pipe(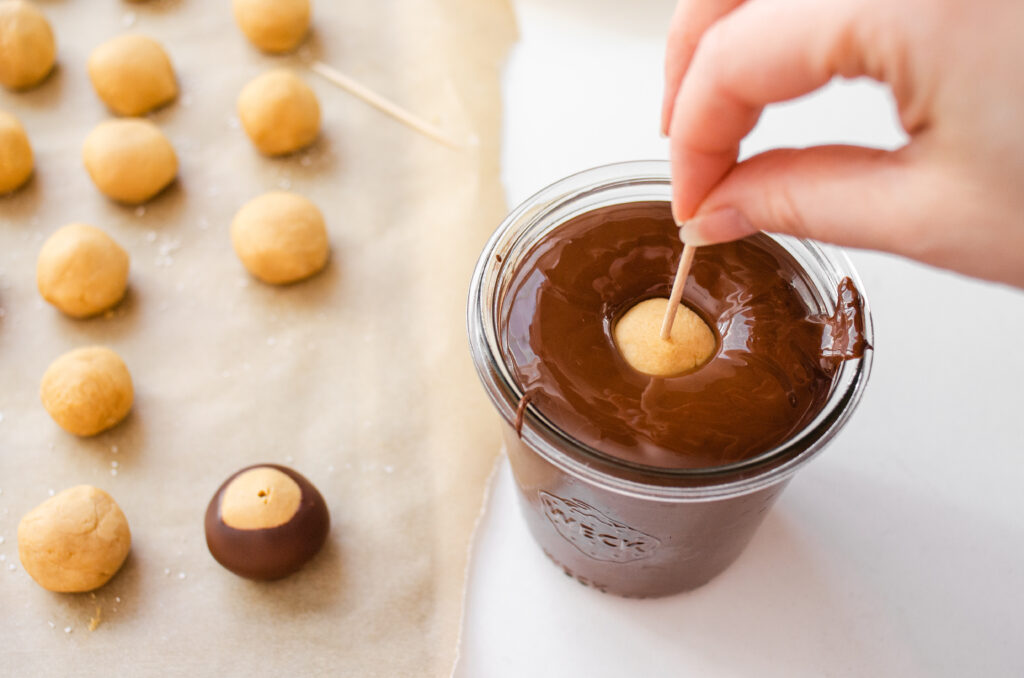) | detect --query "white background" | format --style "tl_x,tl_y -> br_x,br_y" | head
456,1 -> 1024,676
